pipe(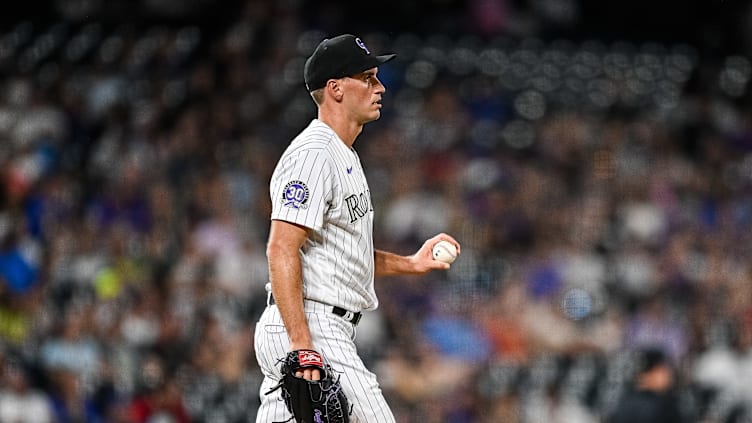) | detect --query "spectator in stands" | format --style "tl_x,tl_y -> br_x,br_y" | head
0,359 -> 54,423
606,348 -> 690,423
